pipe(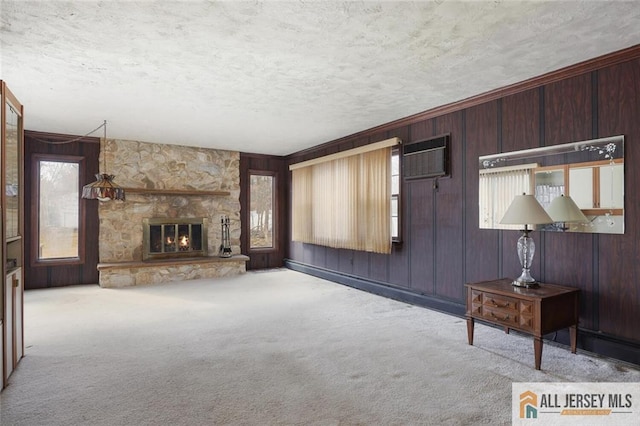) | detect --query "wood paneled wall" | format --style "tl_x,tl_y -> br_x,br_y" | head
239,153 -> 288,270
23,131 -> 100,289
284,46 -> 640,360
